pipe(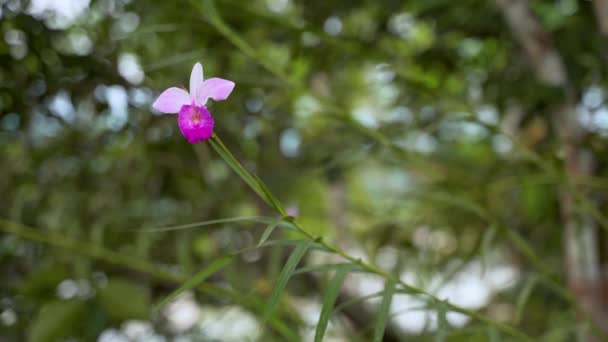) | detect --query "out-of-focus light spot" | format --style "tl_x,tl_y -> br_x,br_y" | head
577,105 -> 592,127
2,113 -> 20,131
105,85 -> 129,131
413,226 -> 457,254
92,271 -> 108,287
0,309 -> 17,326
280,128 -> 301,158
409,132 -> 437,154
118,53 -> 144,85
94,85 -> 107,102
4,29 -> 27,59
129,88 -> 152,107
388,13 -> 415,39
197,306 -> 261,341
31,112 -> 62,139
242,248 -> 262,263
583,86 -> 603,109
294,95 -> 321,119
592,107 -> 608,132
98,329 -> 129,342
460,122 -> 488,141
164,292 -> 201,333
376,246 -> 399,270
458,38 -> 483,59
558,0 -> 578,15
57,279 -> 79,299
477,105 -> 498,126
49,91 -> 76,123
122,320 -> 154,340
27,0 -> 91,29
420,106 -> 436,122
370,63 -> 395,83
384,106 -> 413,124
352,107 -> 378,128
323,16 -> 342,36
245,97 -> 264,113
7,0 -> 21,12
359,166 -> 411,199
301,31 -> 320,47
4,29 -> 25,45
266,0 -> 289,13
377,84 -> 399,103
243,119 -> 260,139
115,12 -> 140,34
68,30 -> 93,55
492,134 -> 513,155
